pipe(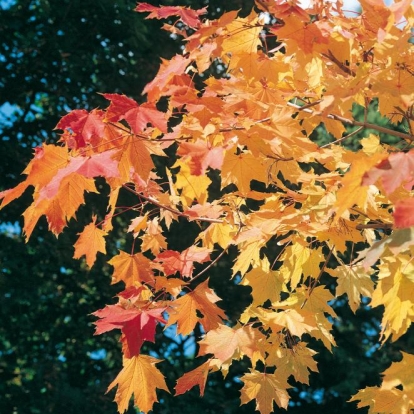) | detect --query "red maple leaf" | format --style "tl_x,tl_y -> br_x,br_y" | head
103,93 -> 167,133
135,3 -> 207,28
362,150 -> 414,194
177,140 -> 224,175
55,109 -> 105,149
93,303 -> 166,358
394,198 -> 414,229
